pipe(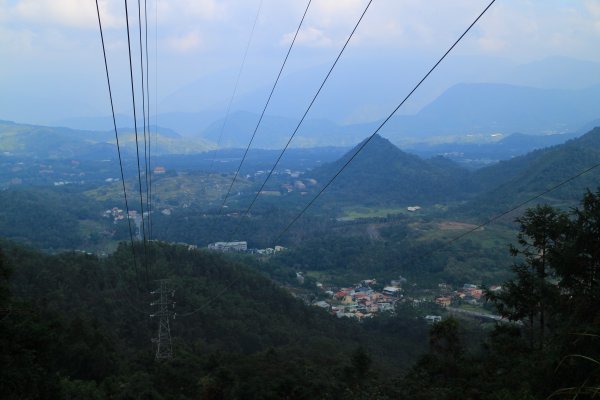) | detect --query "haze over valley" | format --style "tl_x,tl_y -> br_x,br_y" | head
2,1 -> 600,398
